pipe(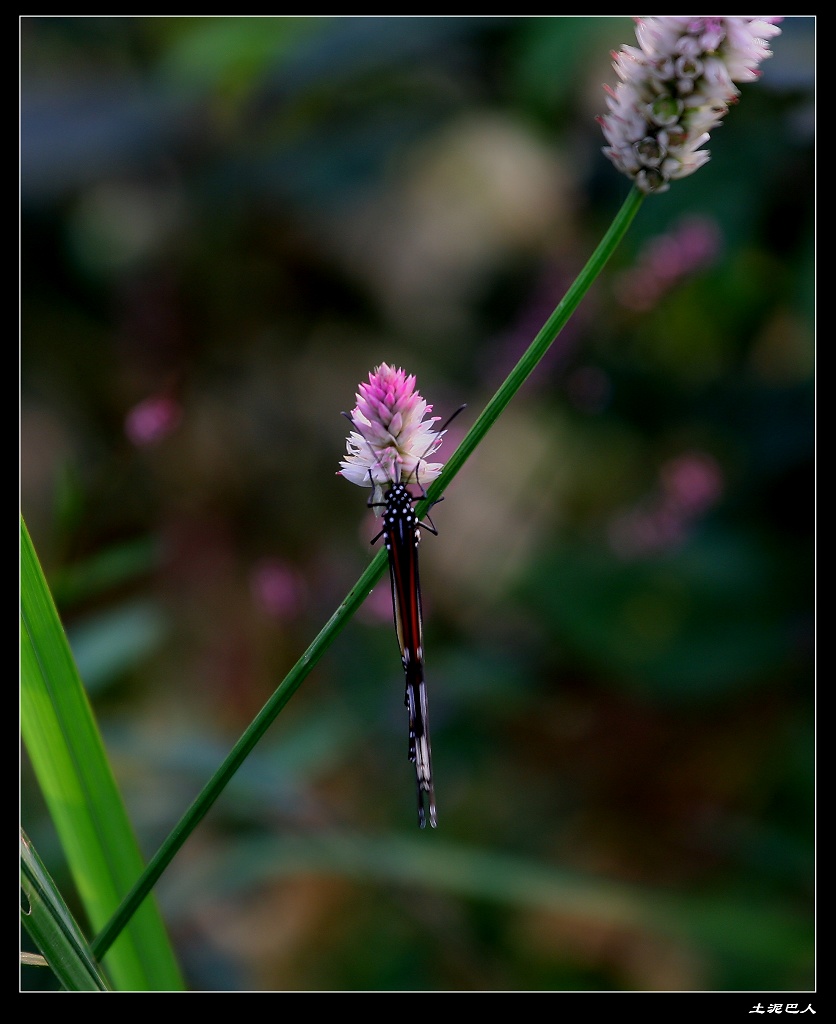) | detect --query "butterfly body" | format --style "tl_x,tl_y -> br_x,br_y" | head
375,481 -> 437,829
